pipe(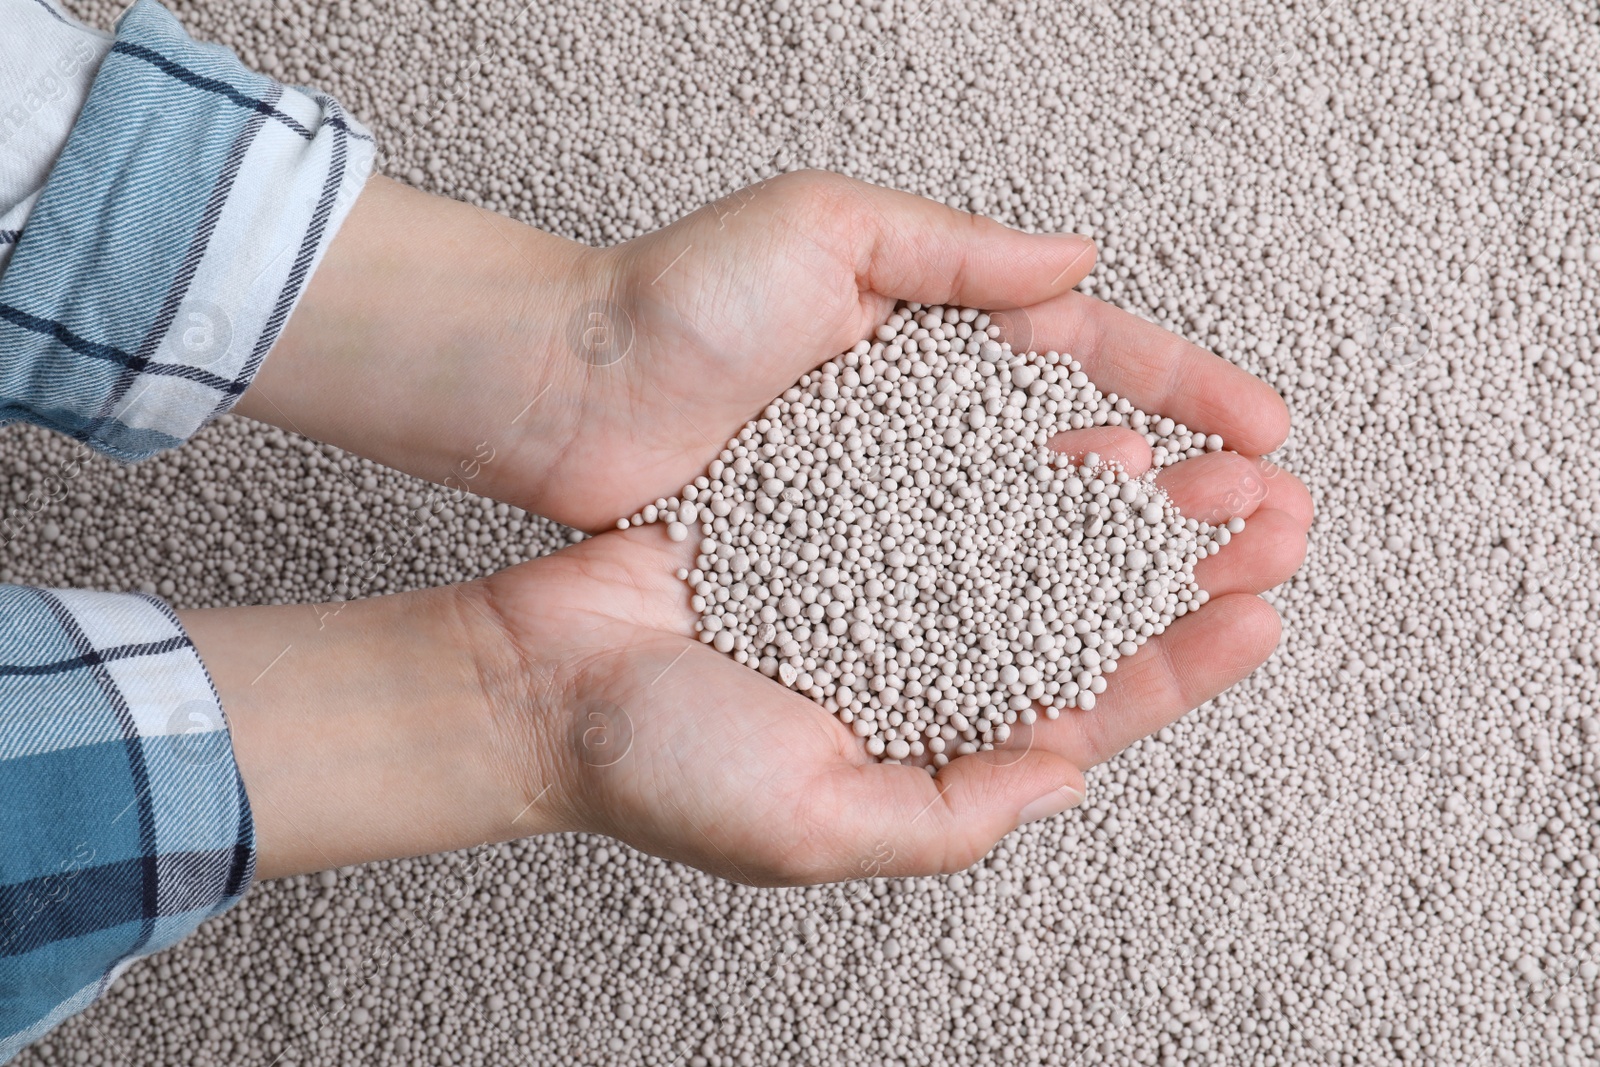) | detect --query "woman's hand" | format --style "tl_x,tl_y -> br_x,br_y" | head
548,170 -> 1293,531
243,172 -> 1293,532
458,432 -> 1311,886
208,168 -> 1312,884
187,421 -> 1308,885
